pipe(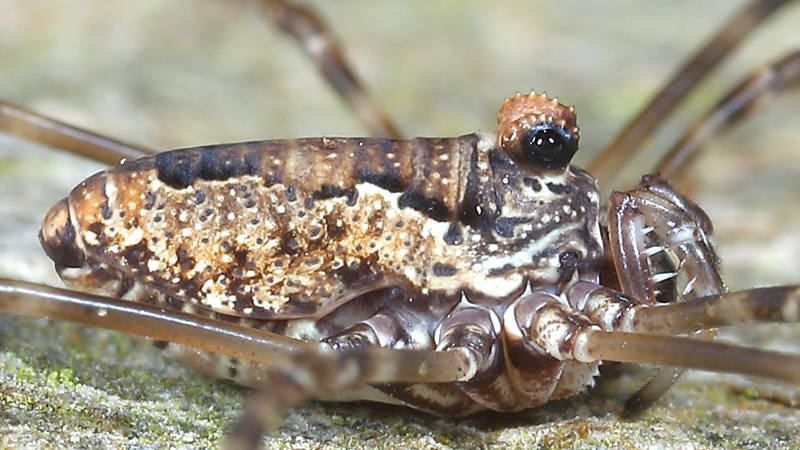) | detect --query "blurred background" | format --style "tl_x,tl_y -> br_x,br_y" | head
1,1 -> 799,448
